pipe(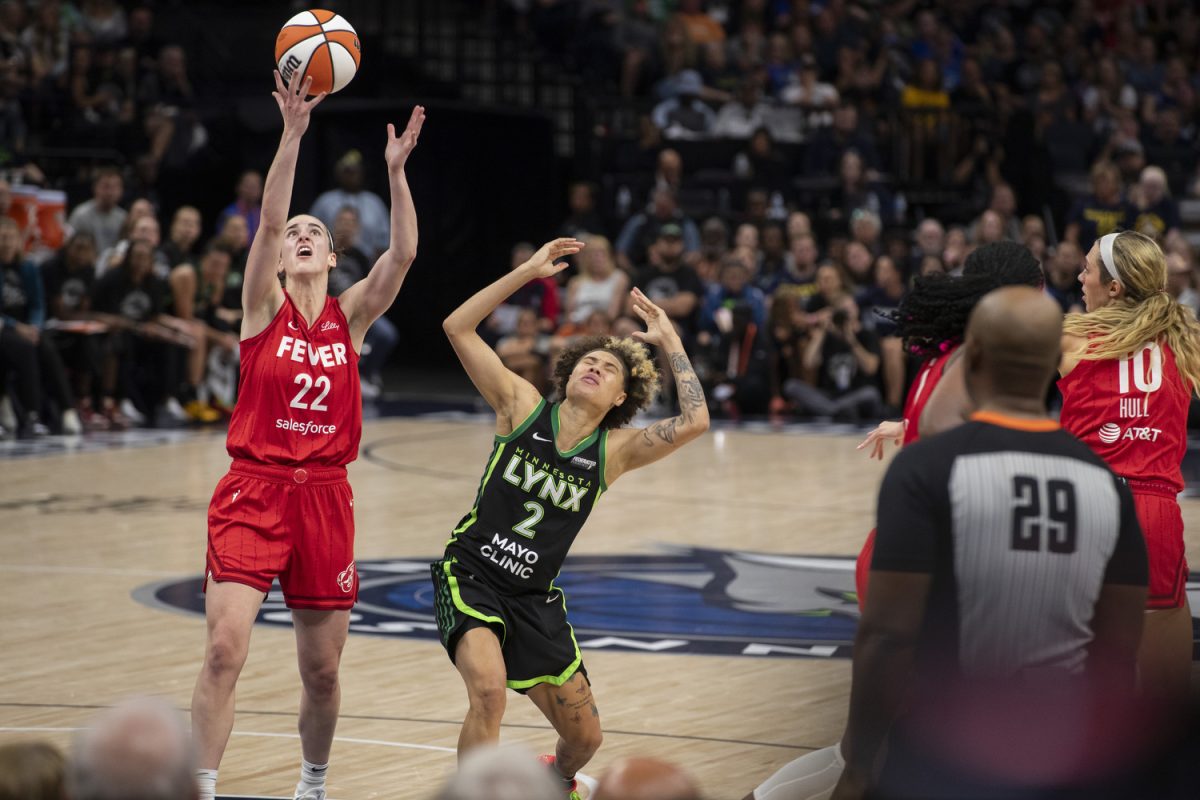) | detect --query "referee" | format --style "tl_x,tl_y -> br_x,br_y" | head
833,286 -> 1148,800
